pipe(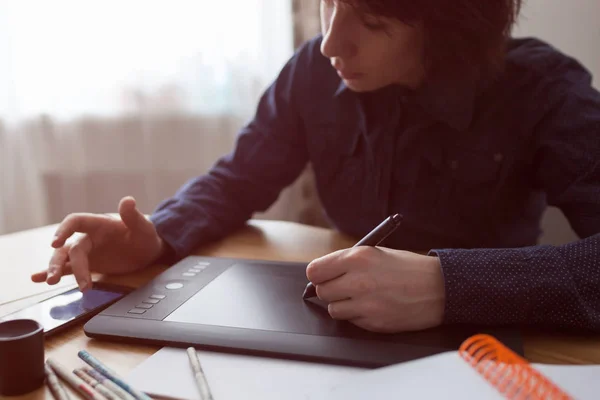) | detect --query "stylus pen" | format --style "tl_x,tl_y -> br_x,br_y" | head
302,213 -> 403,299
